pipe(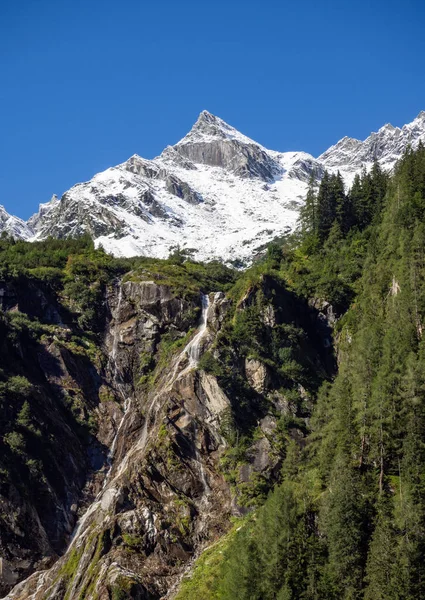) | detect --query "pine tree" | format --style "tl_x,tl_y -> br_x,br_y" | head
364,499 -> 399,600
333,172 -> 352,233
300,173 -> 319,237
316,171 -> 336,243
321,454 -> 368,599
